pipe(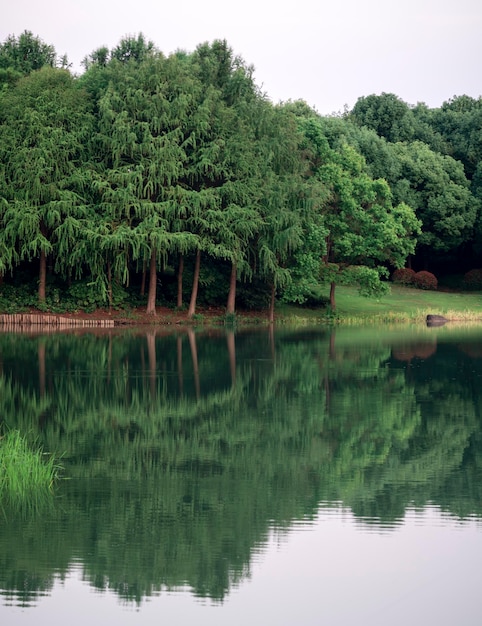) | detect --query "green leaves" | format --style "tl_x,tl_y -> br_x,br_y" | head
391,141 -> 477,251
291,111 -> 421,309
0,67 -> 95,301
2,32 -> 480,315
0,31 -> 58,78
